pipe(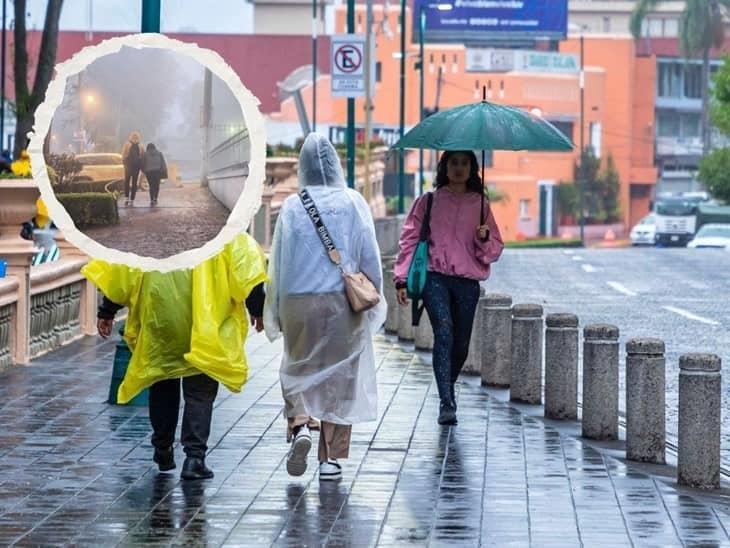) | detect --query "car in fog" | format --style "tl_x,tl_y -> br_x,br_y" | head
75,153 -> 125,182
687,224 -> 730,249
630,214 -> 656,246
